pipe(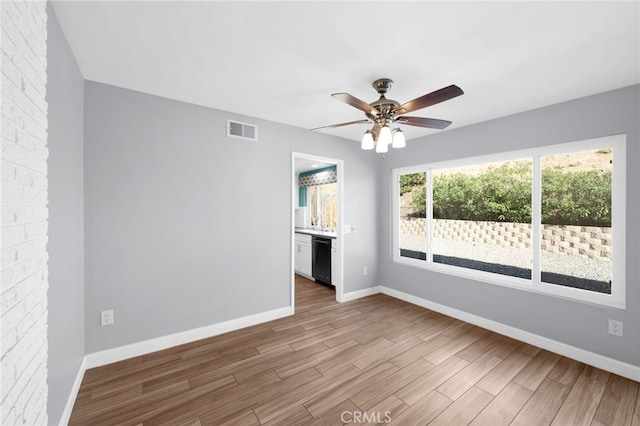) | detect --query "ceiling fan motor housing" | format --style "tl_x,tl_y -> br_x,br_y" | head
369,78 -> 400,125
